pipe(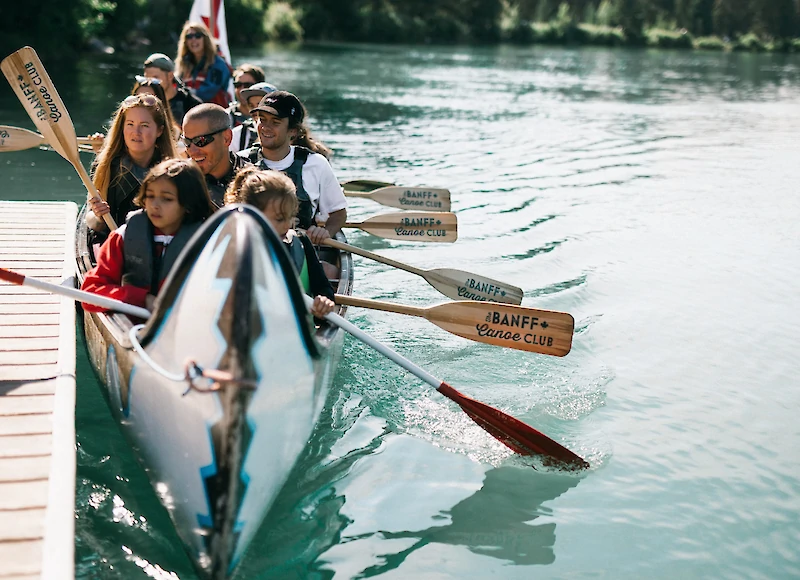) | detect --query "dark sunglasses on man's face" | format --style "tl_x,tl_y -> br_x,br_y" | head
185,32 -> 203,40
234,81 -> 254,89
181,127 -> 227,148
